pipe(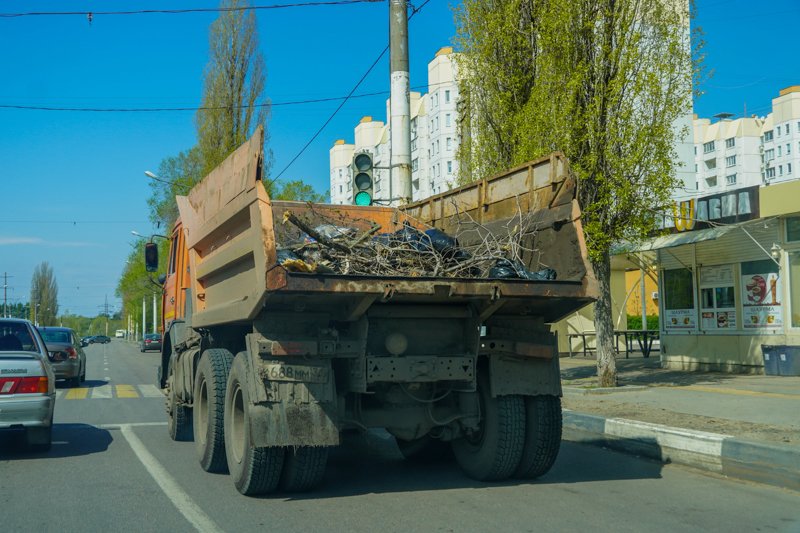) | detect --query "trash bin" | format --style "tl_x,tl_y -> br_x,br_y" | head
760,345 -> 780,376
776,346 -> 800,376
